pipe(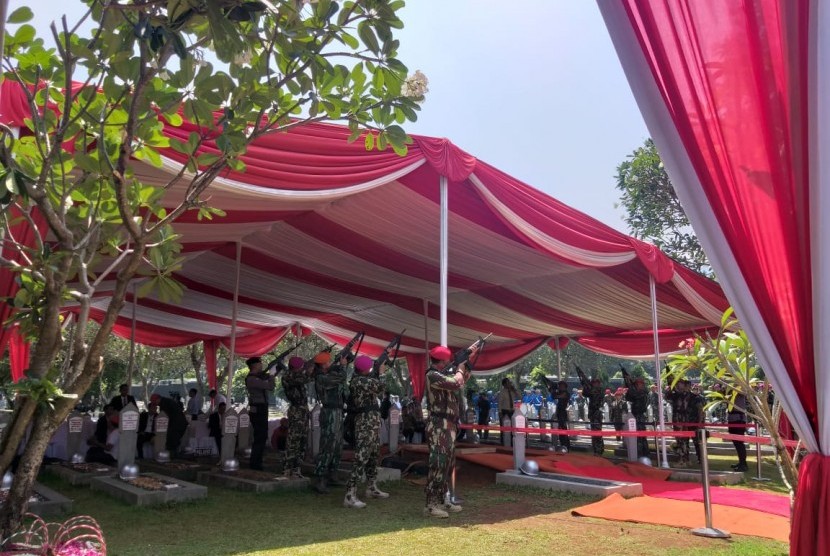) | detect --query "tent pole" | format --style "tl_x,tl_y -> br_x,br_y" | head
650,275 -> 669,468
439,175 -> 448,347
423,298 -> 430,355
226,241 -> 243,403
554,336 -> 562,380
127,282 -> 137,388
